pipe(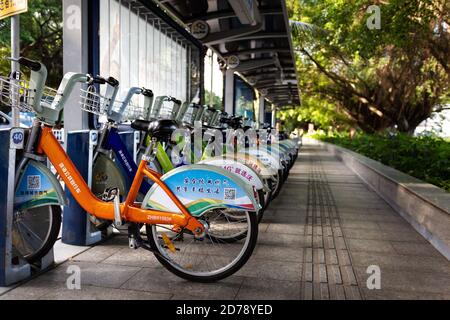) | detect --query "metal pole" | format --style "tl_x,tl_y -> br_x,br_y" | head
210,50 -> 213,107
271,104 -> 276,128
11,15 -> 20,127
